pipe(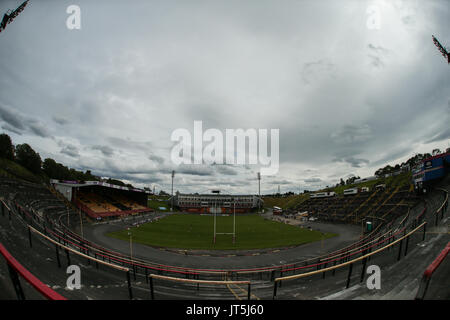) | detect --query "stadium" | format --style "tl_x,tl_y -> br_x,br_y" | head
0,148 -> 449,301
0,0 -> 449,309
